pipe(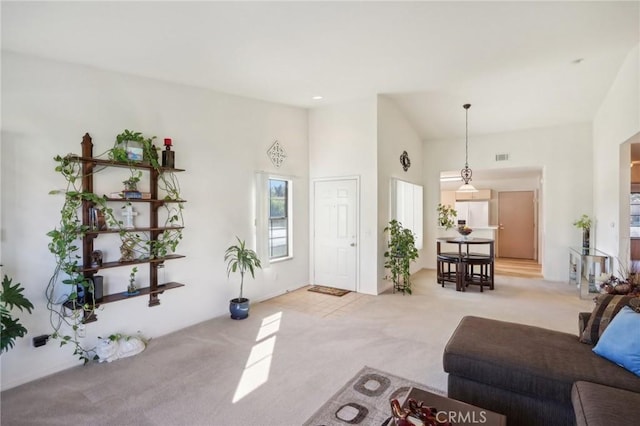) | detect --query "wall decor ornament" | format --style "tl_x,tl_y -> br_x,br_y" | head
400,151 -> 411,171
267,140 -> 287,168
